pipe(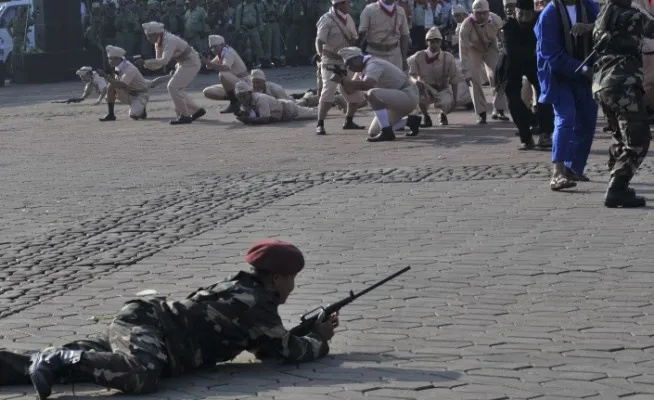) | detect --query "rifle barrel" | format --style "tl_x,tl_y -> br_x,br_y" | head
350,266 -> 411,300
